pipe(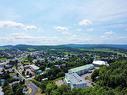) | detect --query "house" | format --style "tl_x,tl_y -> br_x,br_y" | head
0,65 -> 4,75
0,87 -> 4,95
24,65 -> 39,76
29,65 -> 39,71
